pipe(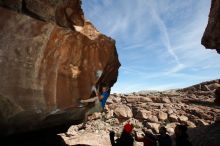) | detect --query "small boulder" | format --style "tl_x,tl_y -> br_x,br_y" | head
158,111 -> 168,121
105,110 -> 114,119
147,115 -> 159,123
146,123 -> 160,133
169,114 -> 179,122
114,105 -> 133,118
148,103 -> 163,109
140,97 -> 153,102
166,122 -> 179,129
179,115 -> 188,122
125,96 -> 140,103
185,121 -> 196,128
161,97 -> 171,103
135,109 -> 152,119
166,127 -> 174,135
